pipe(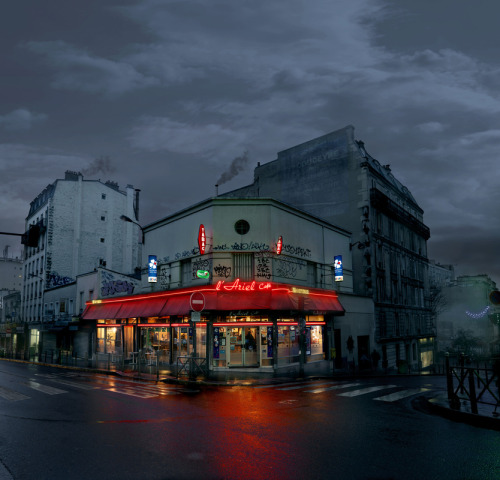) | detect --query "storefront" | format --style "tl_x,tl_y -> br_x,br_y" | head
81,280 -> 344,371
